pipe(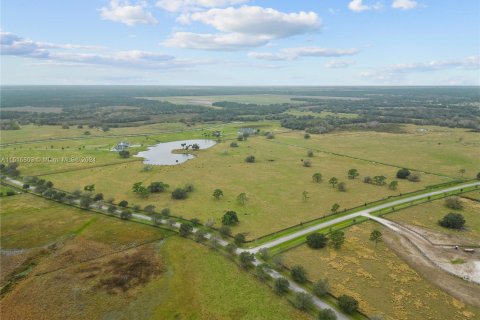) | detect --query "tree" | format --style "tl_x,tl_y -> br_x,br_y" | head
184,184 -> 194,193
84,184 -> 95,192
266,132 -> 275,139
119,150 -> 130,158
222,211 -> 239,225
303,159 -> 312,167
331,203 -> 340,214
160,207 -> 171,217
234,233 -> 246,246
120,209 -> 132,220
144,204 -> 156,214
272,255 -> 284,270
337,182 -> 347,192
330,230 -> 345,249
208,236 -> 220,250
274,277 -> 289,295
369,229 -> 383,248
132,182 -> 150,198
45,181 -> 54,188
304,133 -> 311,139
307,233 -> 328,249
312,172 -> 322,183
245,155 -> 256,163
439,213 -> 465,229
255,264 -> 271,282
213,188 -> 224,200
79,196 -> 93,209
118,200 -> 128,207
313,279 -> 329,297
459,168 -> 466,177
237,193 -> 248,206
307,150 -> 314,157
363,176 -> 373,184
22,183 -> 30,190
171,188 -> 188,200
179,223 -> 193,237
148,181 -> 169,193
219,225 -> 231,238
190,218 -> 201,227
195,229 -> 207,242
329,177 -> 338,188
347,169 -> 359,179
107,205 -> 116,214
396,168 -> 411,179
407,173 -> 421,182
445,197 -> 463,210
373,175 -> 387,186
302,190 -> 309,201
192,143 -> 200,150
239,252 -> 255,268
317,308 -> 337,320
338,295 -> 358,314
291,265 -> 308,283
258,248 -> 270,260
93,193 -> 104,201
230,142 -> 238,148
477,172 -> 480,180
388,180 -> 398,190
224,244 -> 236,258
292,292 -> 314,311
